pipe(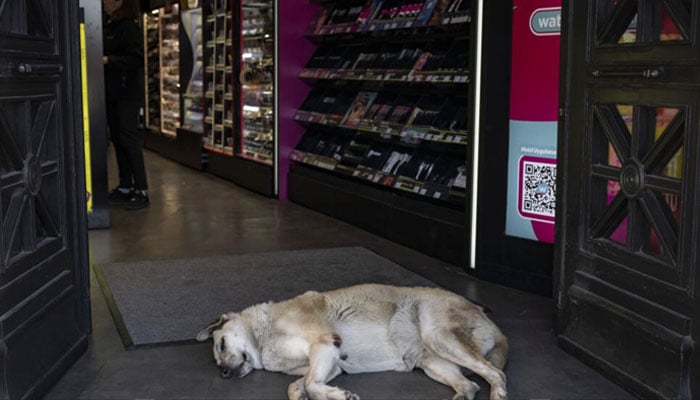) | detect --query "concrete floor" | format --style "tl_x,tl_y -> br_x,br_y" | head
44,151 -> 633,400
